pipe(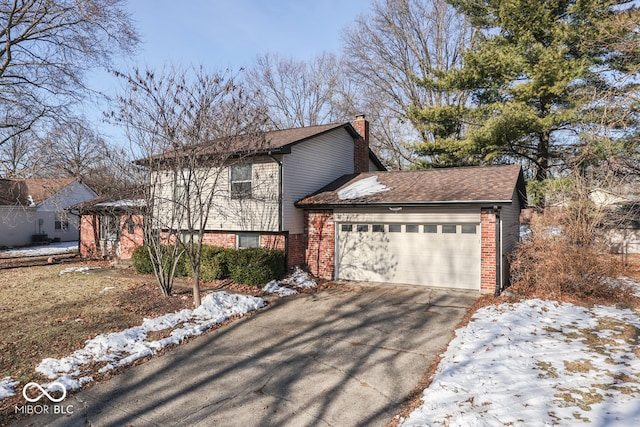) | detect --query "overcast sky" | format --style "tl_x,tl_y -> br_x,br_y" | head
87,0 -> 372,142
